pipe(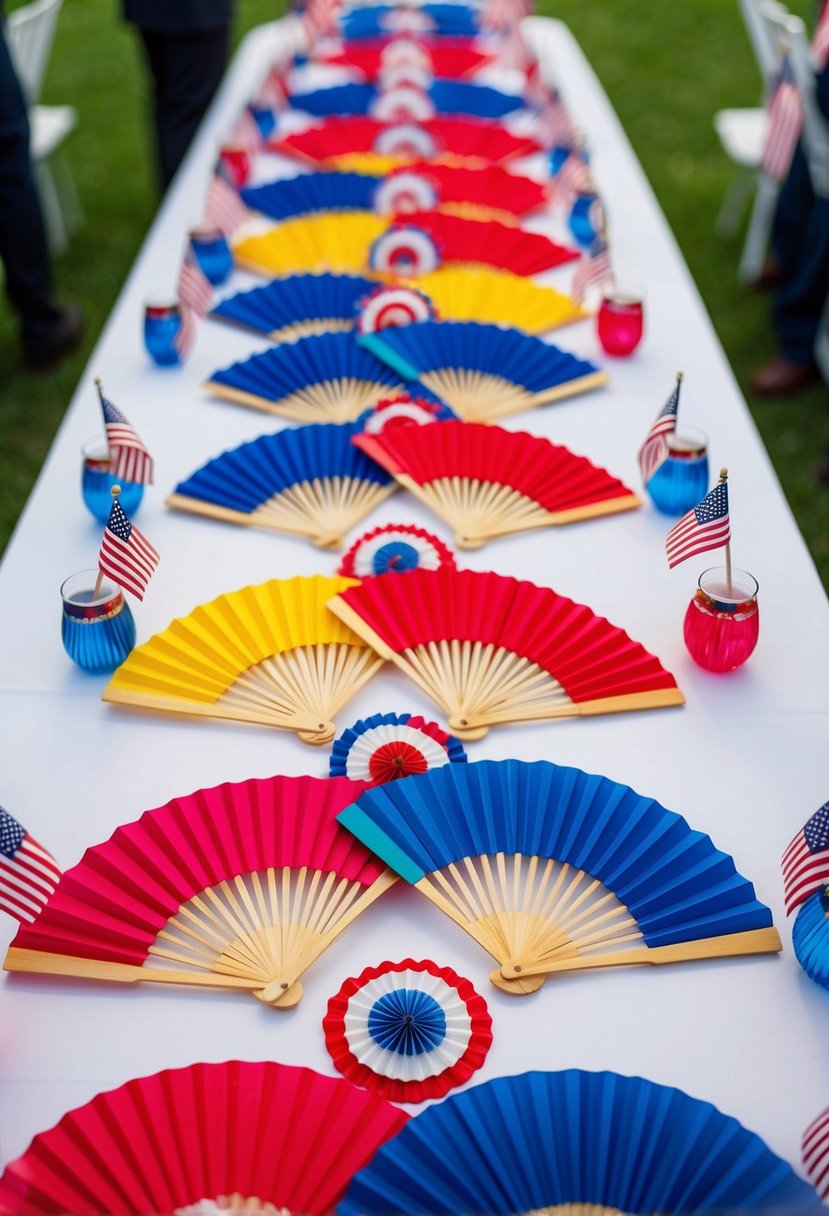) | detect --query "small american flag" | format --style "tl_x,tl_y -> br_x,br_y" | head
782,799 -> 829,914
229,106 -> 262,156
638,375 -> 681,485
203,158 -> 249,237
553,153 -> 593,206
533,88 -> 577,148
98,497 -> 159,602
571,233 -> 613,304
803,1103 -> 829,1199
256,65 -> 289,115
98,388 -> 154,486
665,480 -> 730,569
761,53 -> 803,180
0,807 -> 60,924
174,246 -> 213,360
